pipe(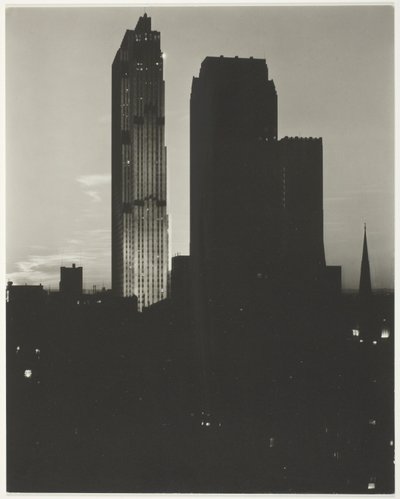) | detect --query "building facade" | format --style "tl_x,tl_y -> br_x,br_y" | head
112,14 -> 169,310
